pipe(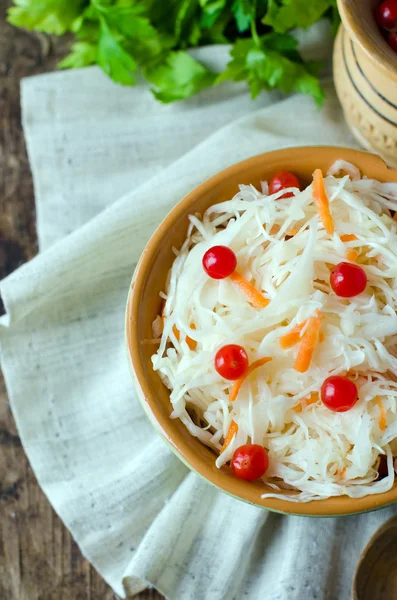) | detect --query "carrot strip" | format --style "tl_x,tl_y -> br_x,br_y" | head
376,397 -> 387,431
163,303 -> 191,346
229,271 -> 269,308
340,234 -> 357,242
338,467 -> 346,479
312,169 -> 334,235
172,324 -> 181,341
340,233 -> 358,242
280,321 -> 307,349
186,323 -> 197,350
280,322 -> 324,350
220,420 -> 238,454
270,224 -> 280,235
171,322 -> 197,350
270,225 -> 298,237
230,357 -> 272,402
346,249 -> 359,262
294,310 -> 322,373
186,337 -> 197,350
292,392 -> 319,412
